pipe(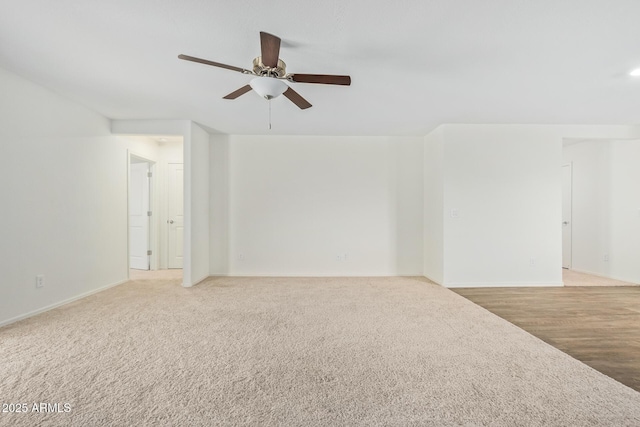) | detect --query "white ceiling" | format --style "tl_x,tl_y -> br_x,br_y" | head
2,0 -> 640,136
